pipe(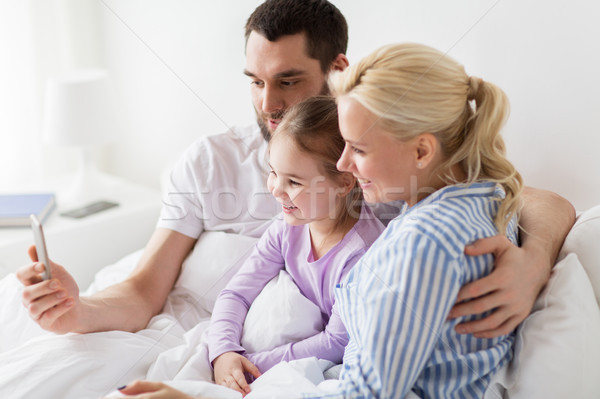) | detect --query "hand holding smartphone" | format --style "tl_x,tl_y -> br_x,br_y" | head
30,214 -> 52,280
